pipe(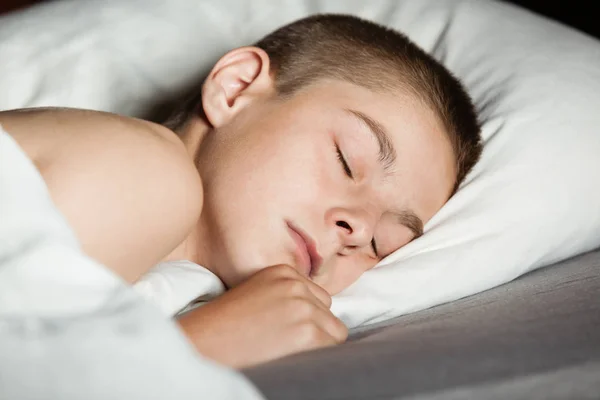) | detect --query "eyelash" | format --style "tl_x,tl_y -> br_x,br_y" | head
371,238 -> 379,258
335,144 -> 379,258
336,145 -> 353,178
